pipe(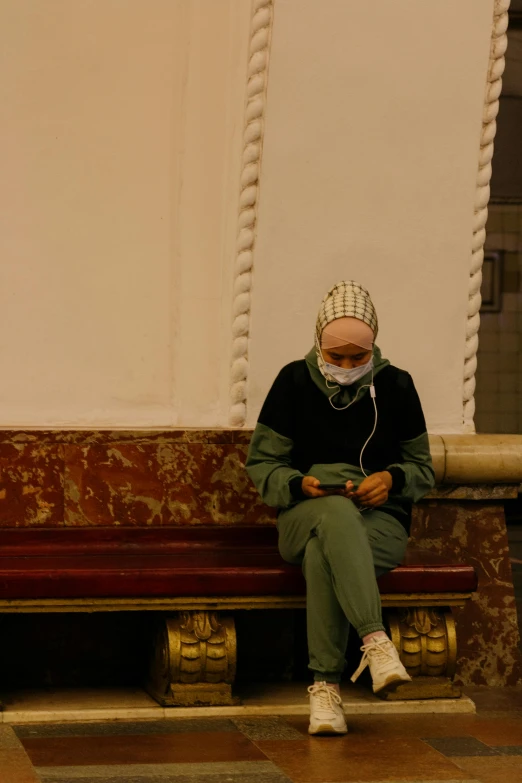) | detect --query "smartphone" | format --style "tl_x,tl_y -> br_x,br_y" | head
317,482 -> 349,490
